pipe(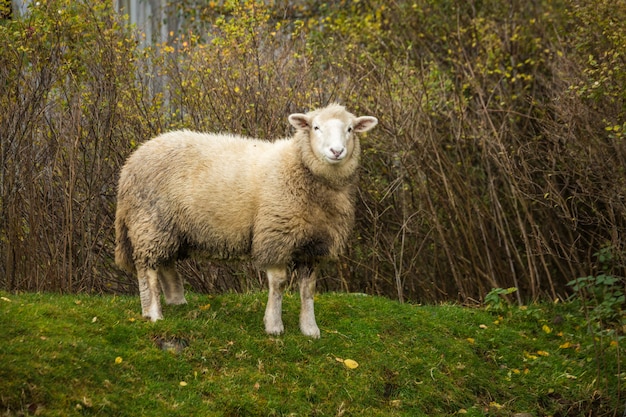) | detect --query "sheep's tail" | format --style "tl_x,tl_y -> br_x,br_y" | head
114,213 -> 135,273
